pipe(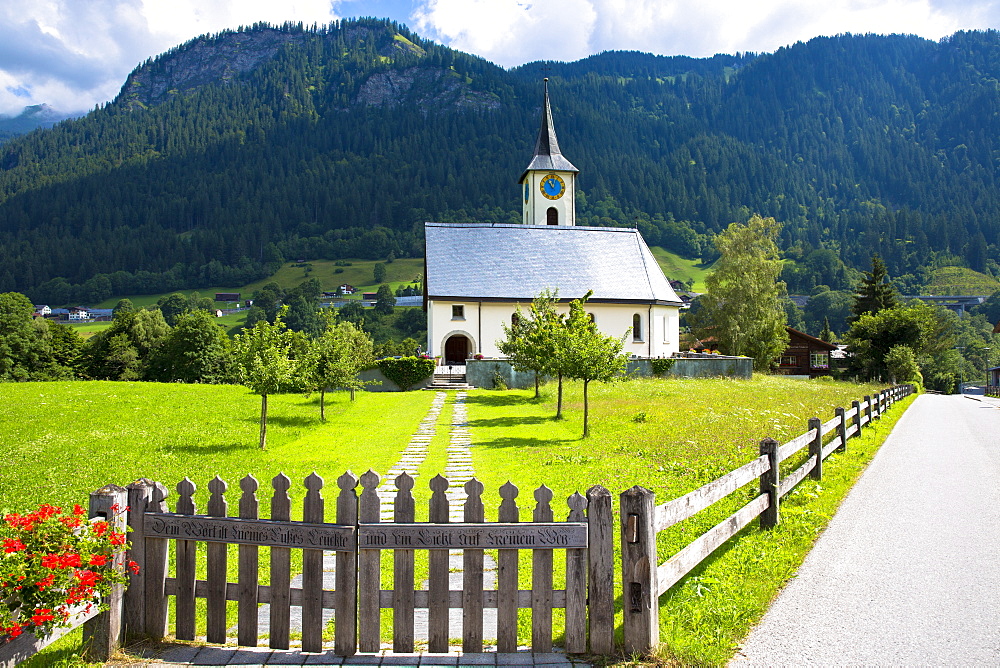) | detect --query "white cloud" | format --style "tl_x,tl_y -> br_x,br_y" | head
2,0 -> 1000,115
413,0 -> 996,65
